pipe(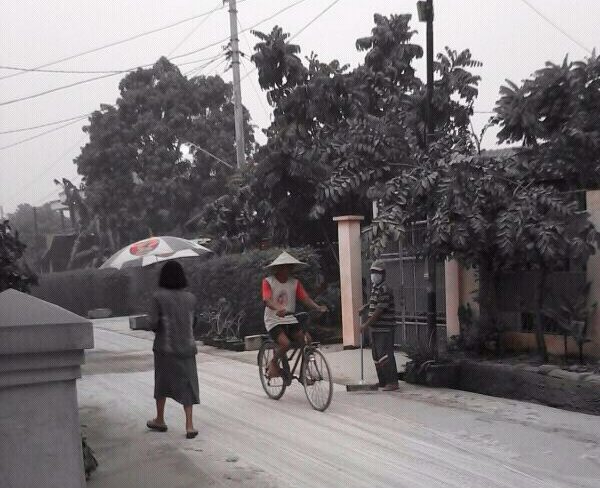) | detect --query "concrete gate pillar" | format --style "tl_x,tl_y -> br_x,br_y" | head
334,215 -> 364,348
0,289 -> 94,488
